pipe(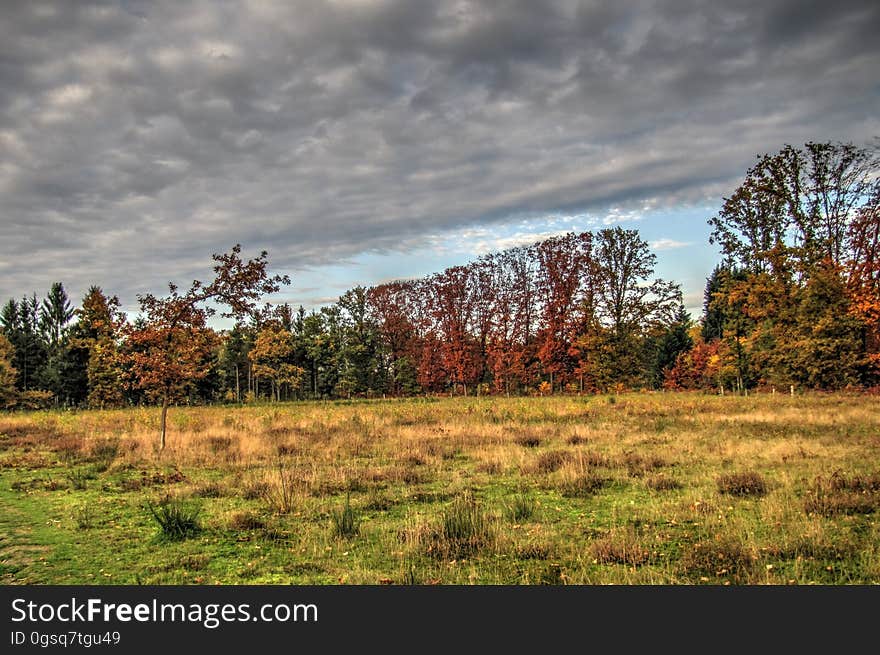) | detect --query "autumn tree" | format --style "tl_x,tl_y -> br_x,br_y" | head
368,281 -> 421,395
707,140 -> 879,389
427,265 -> 481,395
123,245 -> 289,450
846,189 -> 880,380
249,325 -> 303,401
0,333 -> 17,409
535,233 -> 592,391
